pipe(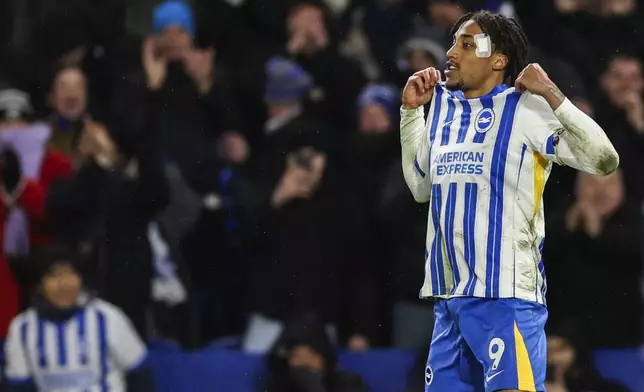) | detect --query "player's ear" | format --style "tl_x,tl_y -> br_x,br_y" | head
492,53 -> 508,72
